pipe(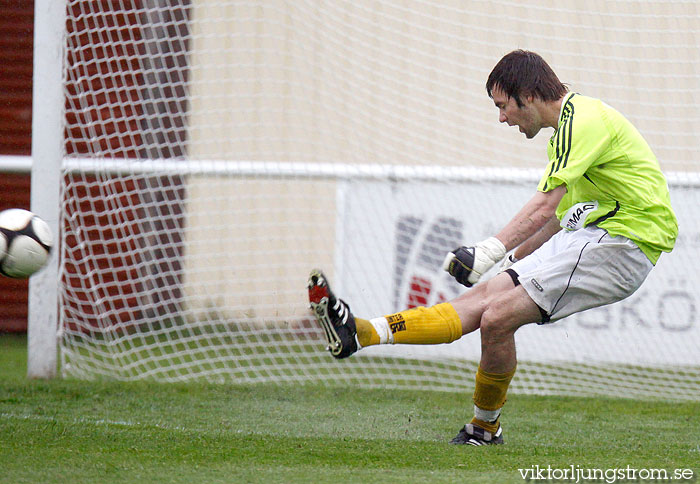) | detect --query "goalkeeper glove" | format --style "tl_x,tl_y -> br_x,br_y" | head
499,253 -> 518,272
442,237 -> 507,287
